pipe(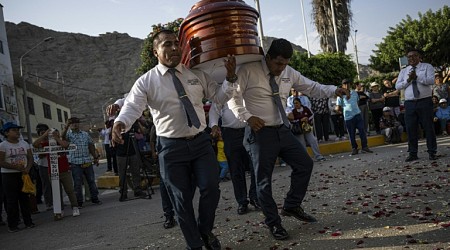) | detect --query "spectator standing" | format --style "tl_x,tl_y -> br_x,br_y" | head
34,124 -> 53,211
395,48 -> 437,161
337,80 -> 373,155
380,107 -> 403,144
0,122 -> 35,232
111,30 -> 237,249
62,117 -> 102,207
434,98 -> 450,135
383,79 -> 401,117
33,127 -> 80,217
432,73 -> 450,102
355,82 -> 370,134
310,97 -> 330,142
209,102 -> 259,215
115,121 -> 147,201
287,89 -> 311,111
100,120 -> 118,174
228,38 -> 349,240
288,98 -> 326,161
328,95 -> 346,140
368,82 -> 385,134
432,95 -> 441,134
